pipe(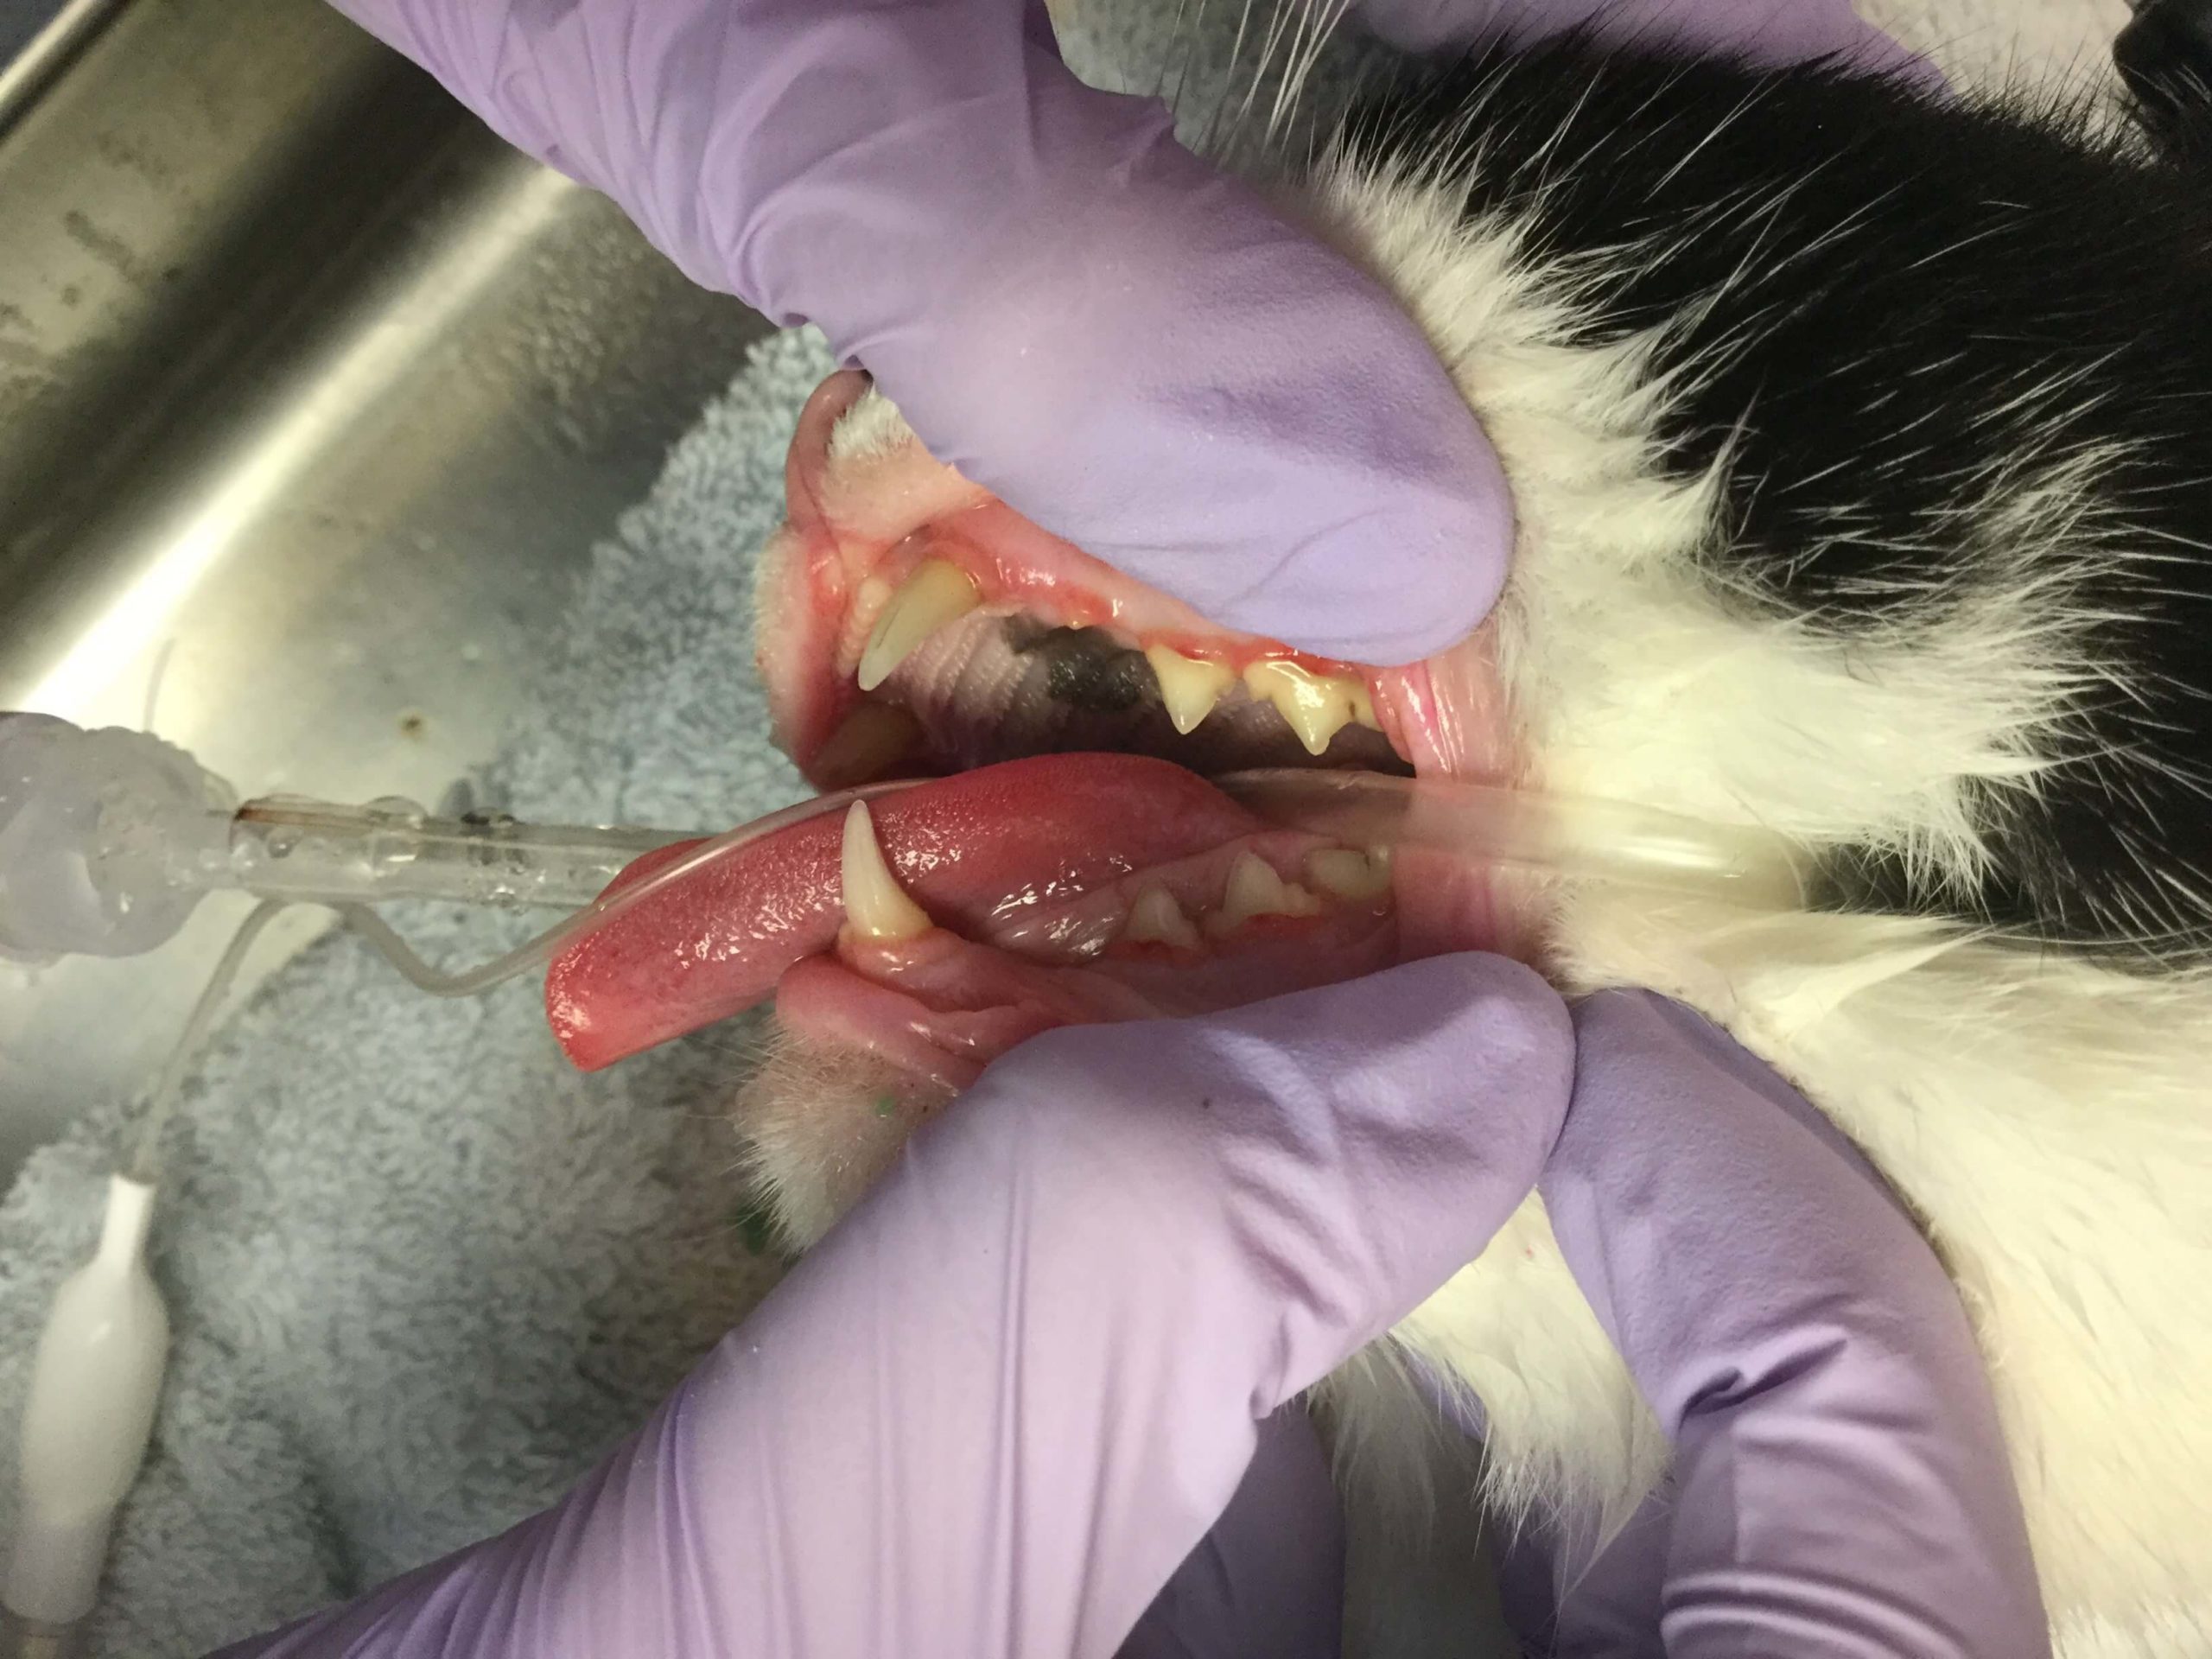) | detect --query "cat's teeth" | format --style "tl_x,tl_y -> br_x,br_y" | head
857,560 -> 981,691
1241,660 -> 1374,756
1143,645 -> 1236,735
1205,850 -> 1323,937
839,801 -> 931,942
811,702 -> 925,787
1304,845 -> 1393,901
1119,883 -> 1203,950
